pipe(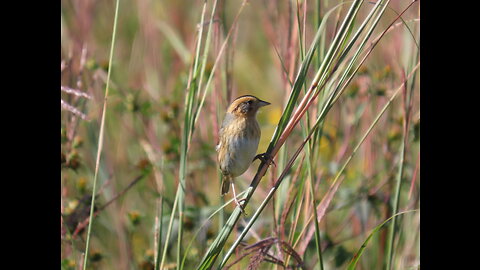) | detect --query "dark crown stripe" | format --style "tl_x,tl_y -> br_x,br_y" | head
233,95 -> 256,101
